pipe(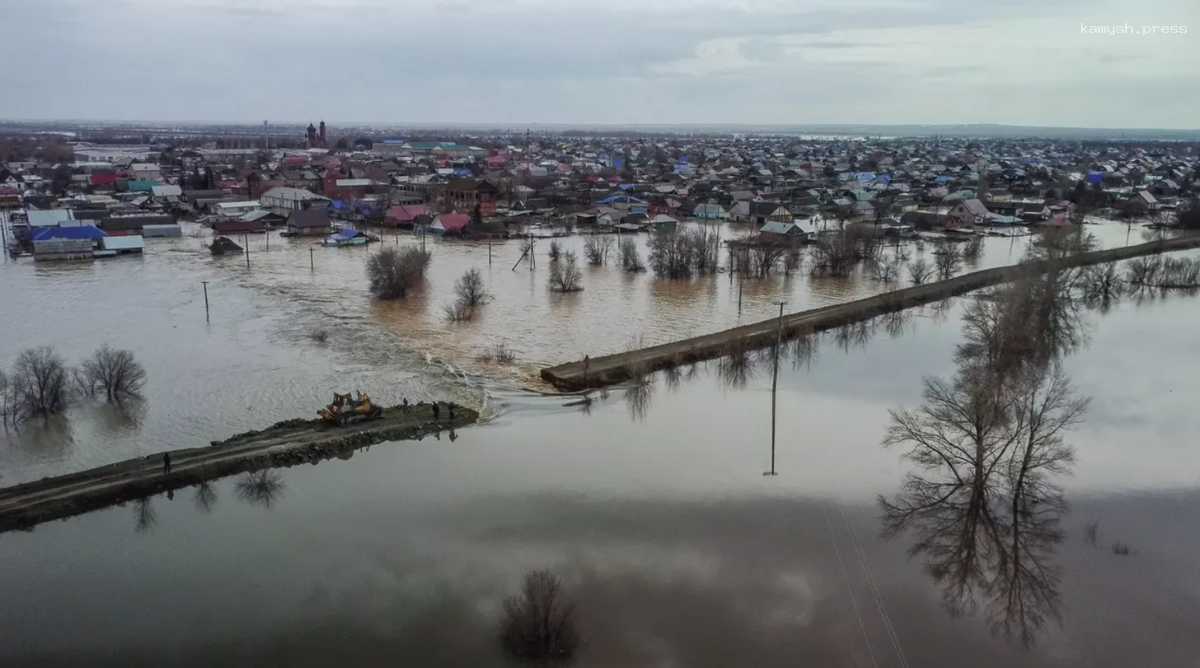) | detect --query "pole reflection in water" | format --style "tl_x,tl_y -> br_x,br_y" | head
765,299 -> 786,477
